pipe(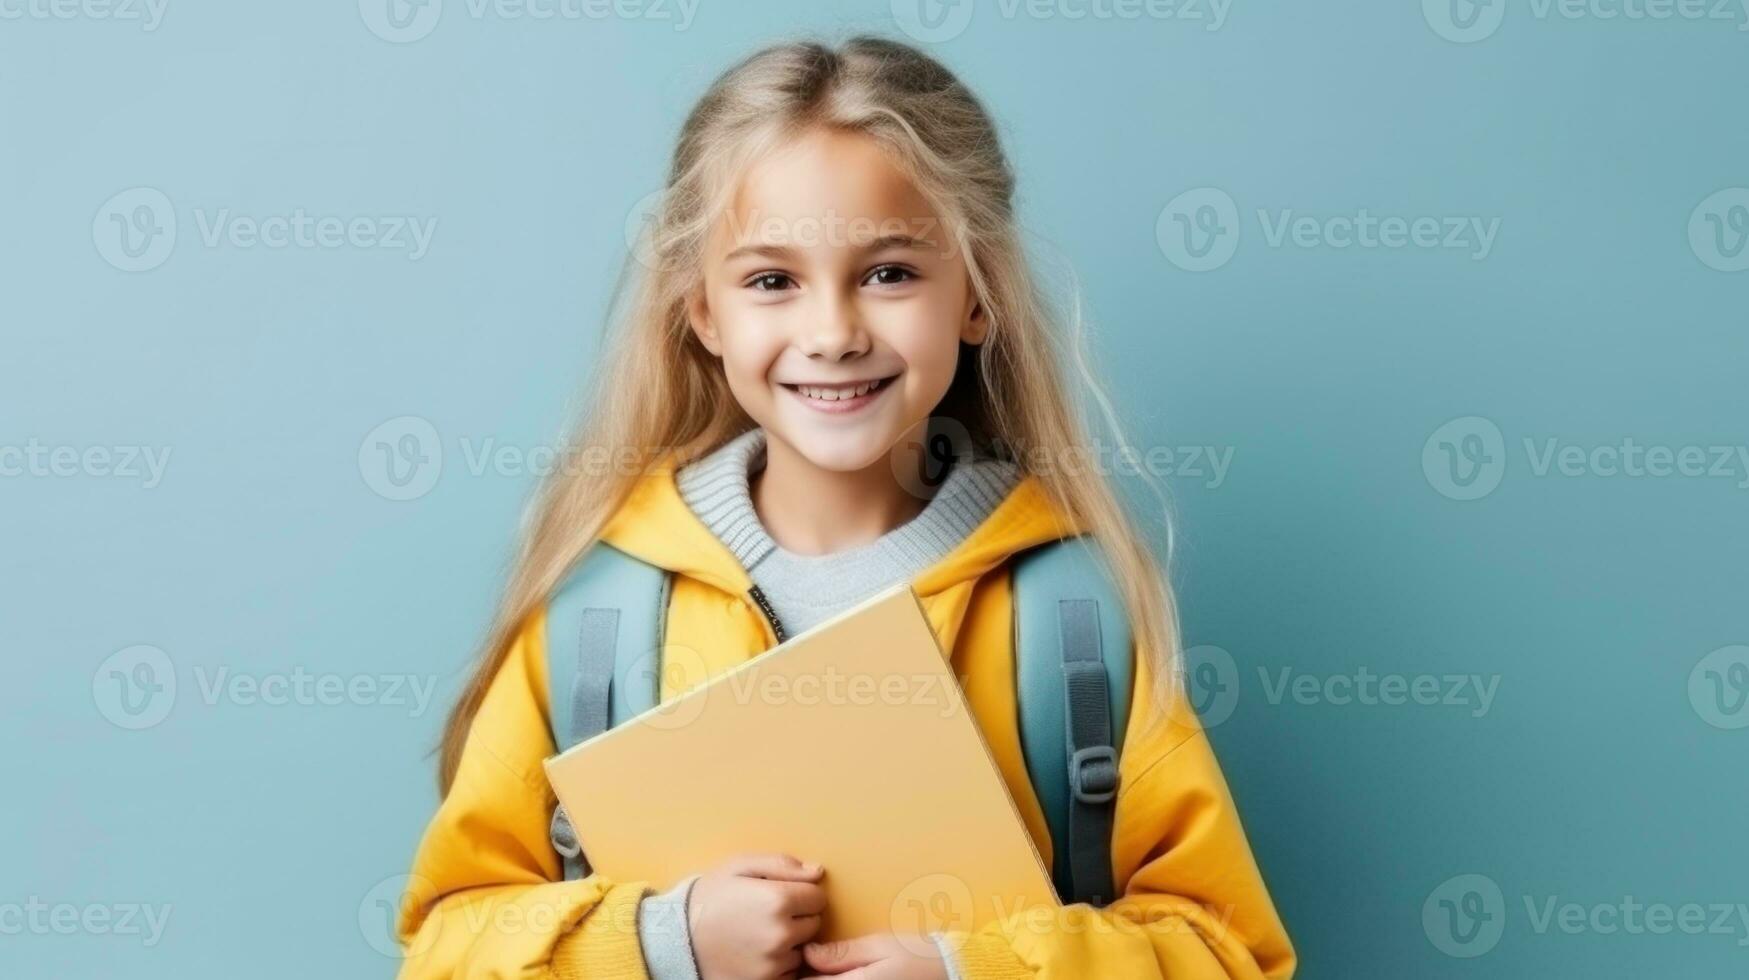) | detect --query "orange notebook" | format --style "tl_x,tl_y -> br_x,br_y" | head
543,582 -> 1059,943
